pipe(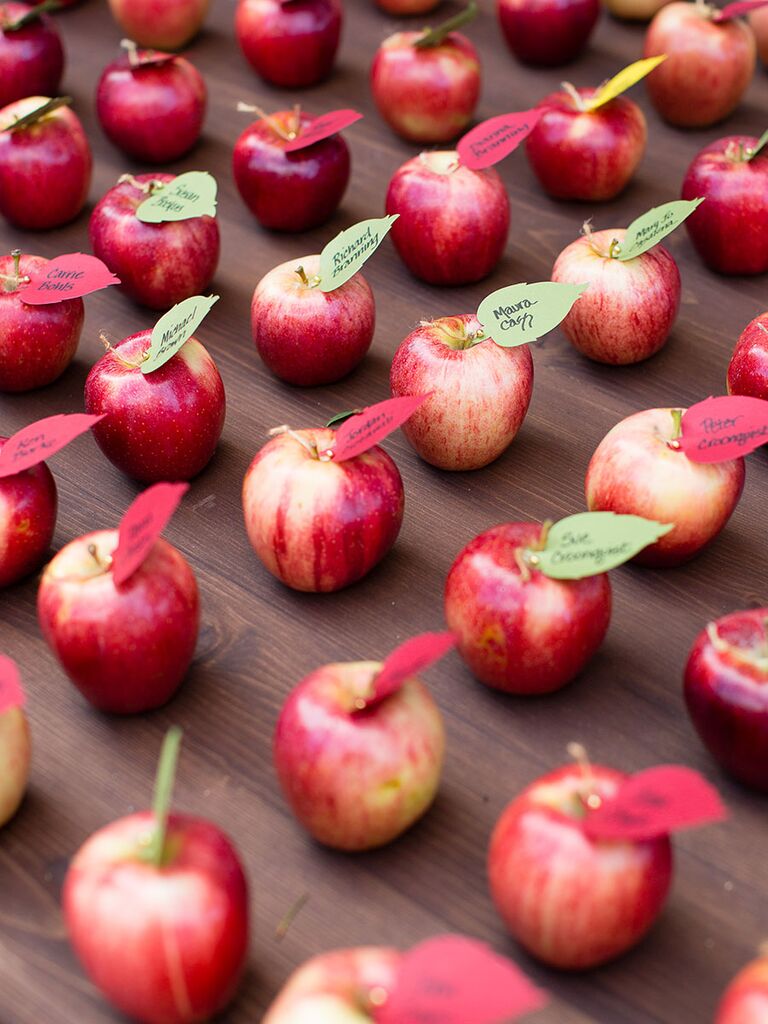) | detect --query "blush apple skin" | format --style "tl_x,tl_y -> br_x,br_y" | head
750,8 -> 768,64
0,445 -> 56,588
497,0 -> 599,66
551,229 -> 681,365
488,764 -> 673,969
684,609 -> 768,791
728,312 -> 768,401
274,660 -> 445,851
444,522 -> 611,695
63,811 -> 248,1024
38,530 -> 199,714
84,332 -> 225,483
644,3 -> 756,128
0,2 -> 64,107
526,89 -> 646,201
107,0 -> 210,49
242,429 -> 404,593
235,0 -> 342,89
716,953 -> 768,1024
0,97 -> 91,230
585,408 -> 746,567
96,54 -> 206,164
0,706 -> 30,826
233,111 -> 350,232
390,314 -> 533,470
251,255 -> 374,387
370,30 -> 480,144
89,173 -> 219,311
0,253 -> 84,391
386,151 -> 510,286
682,137 -> 768,276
